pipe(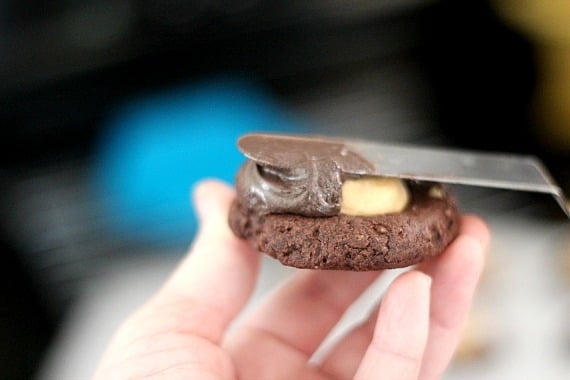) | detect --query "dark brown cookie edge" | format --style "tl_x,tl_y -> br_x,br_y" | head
228,183 -> 461,271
